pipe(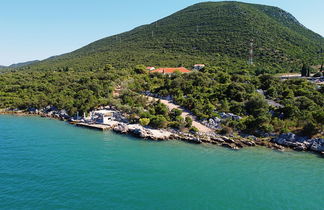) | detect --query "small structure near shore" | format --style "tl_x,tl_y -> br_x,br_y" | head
90,110 -> 115,124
